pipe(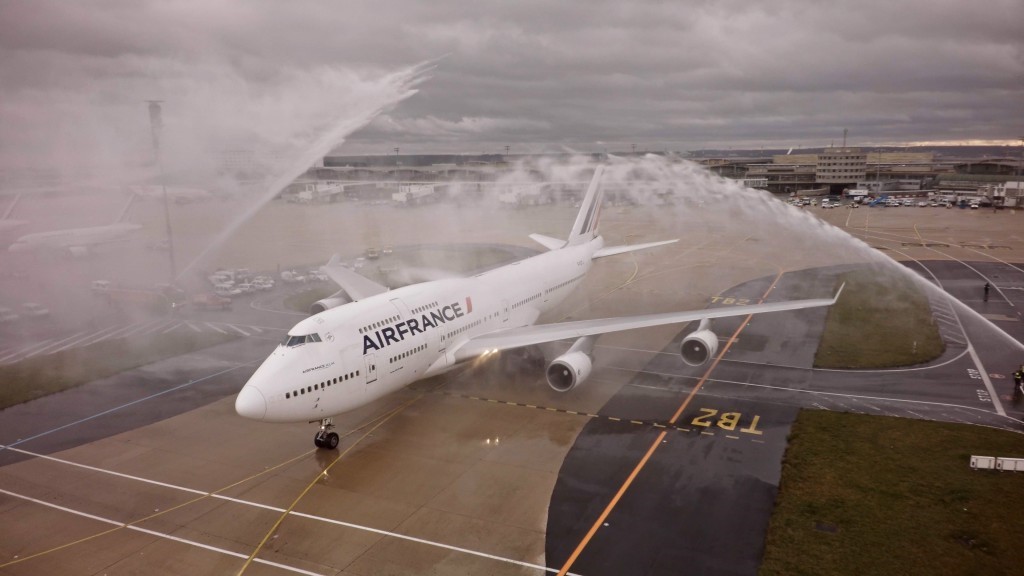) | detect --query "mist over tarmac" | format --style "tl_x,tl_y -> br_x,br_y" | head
2,66 -> 1022,355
